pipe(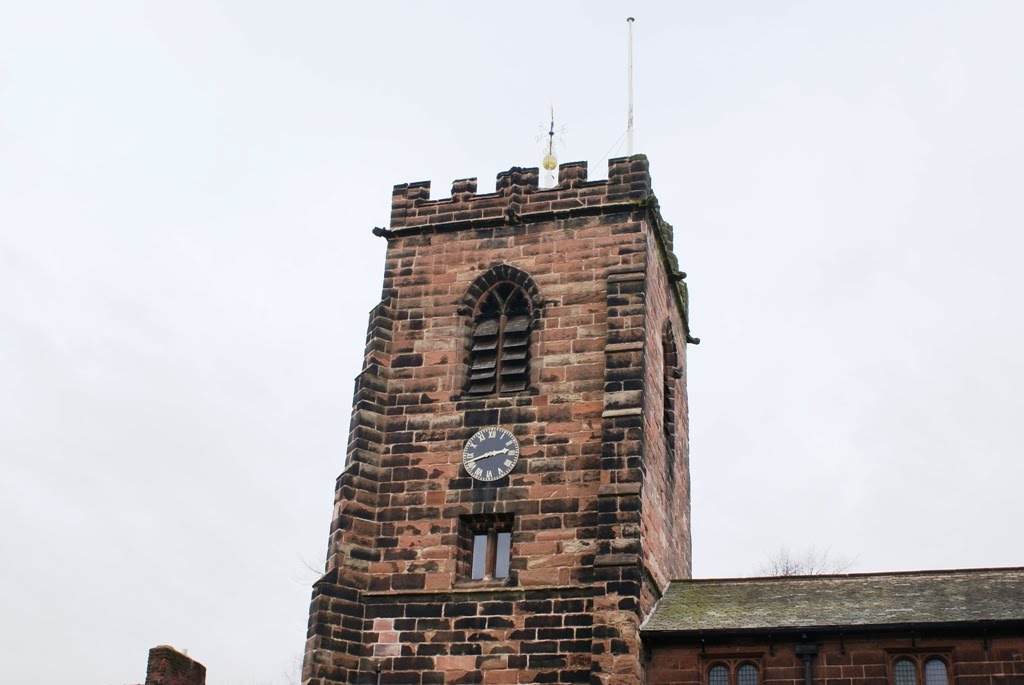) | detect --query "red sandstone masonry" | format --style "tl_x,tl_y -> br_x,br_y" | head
145,645 -> 206,685
303,156 -> 694,685
648,632 -> 1024,685
639,225 -> 692,607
